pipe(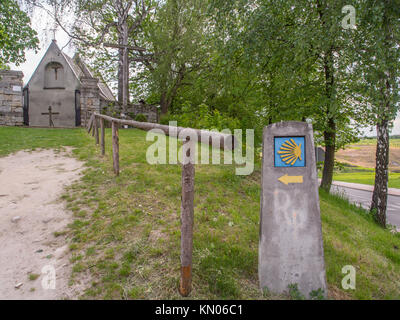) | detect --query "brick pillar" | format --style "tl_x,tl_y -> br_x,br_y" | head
80,77 -> 100,127
0,70 -> 24,126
